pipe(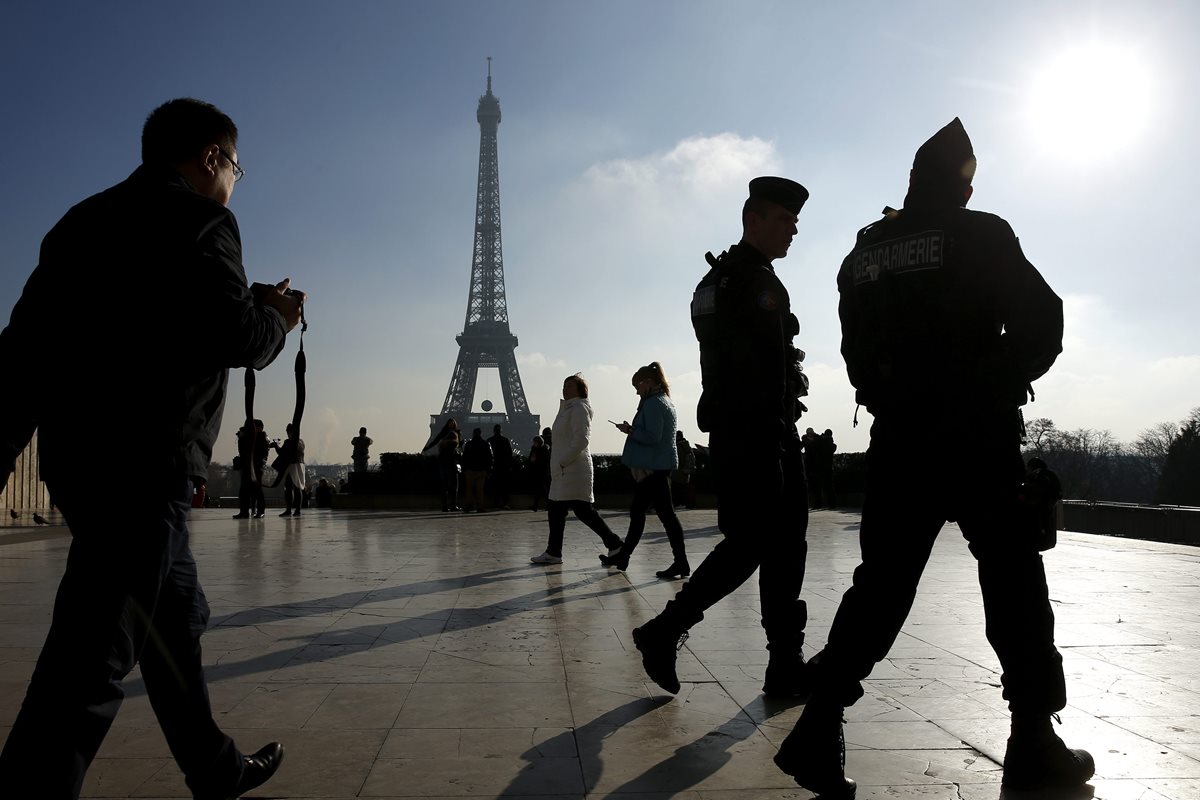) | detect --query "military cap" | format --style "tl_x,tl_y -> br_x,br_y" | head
748,176 -> 809,215
912,118 -> 977,188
